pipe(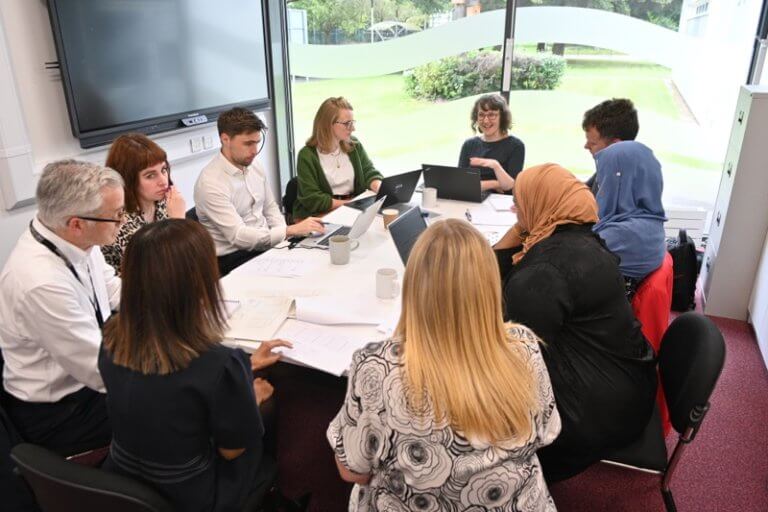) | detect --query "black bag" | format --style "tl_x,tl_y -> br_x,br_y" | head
667,229 -> 698,312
